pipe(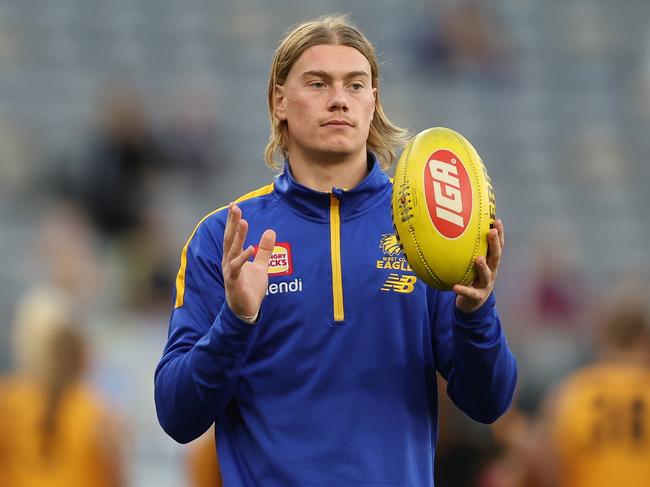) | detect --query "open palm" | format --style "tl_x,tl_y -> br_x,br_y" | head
222,204 -> 276,321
